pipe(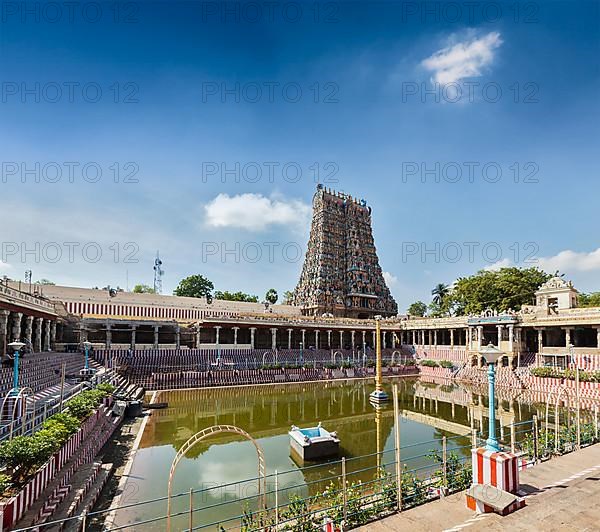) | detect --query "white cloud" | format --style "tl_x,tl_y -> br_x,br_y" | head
537,248 -> 600,273
484,258 -> 512,271
484,248 -> 600,274
383,271 -> 398,287
0,261 -> 11,273
422,31 -> 503,84
203,193 -> 311,232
